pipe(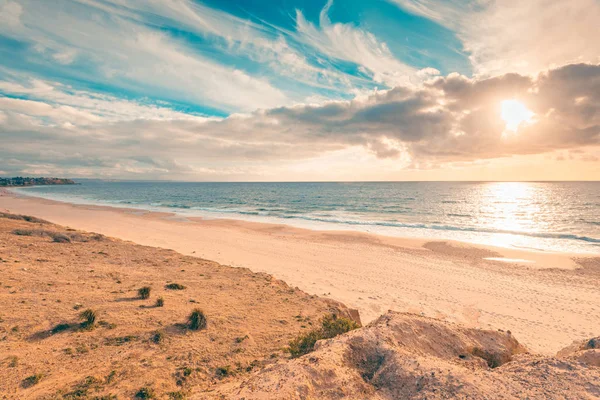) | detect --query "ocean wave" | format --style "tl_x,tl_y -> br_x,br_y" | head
14,186 -> 599,248
265,213 -> 600,244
